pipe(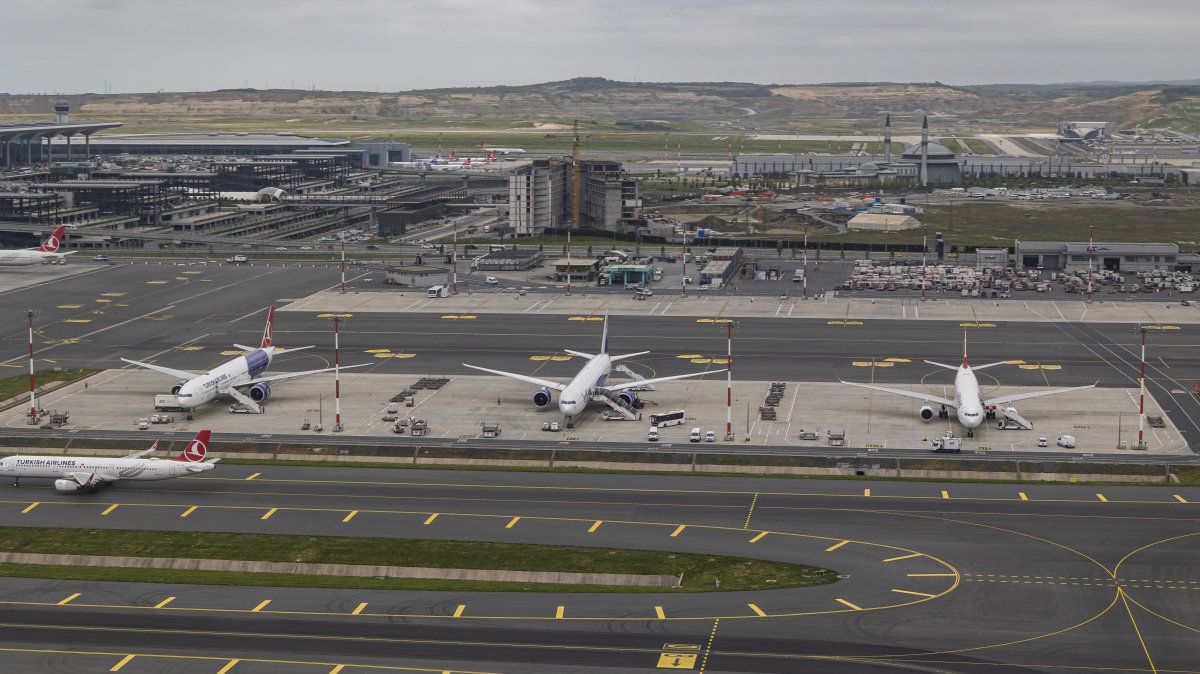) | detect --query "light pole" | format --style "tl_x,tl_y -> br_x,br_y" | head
1087,225 -> 1095,302
802,228 -> 809,299
452,218 -> 458,295
328,315 -> 345,432
565,224 -> 572,296
1136,326 -> 1148,450
340,240 -> 346,294
680,227 -> 688,297
719,321 -> 737,440
921,230 -> 928,302
26,309 -> 37,423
